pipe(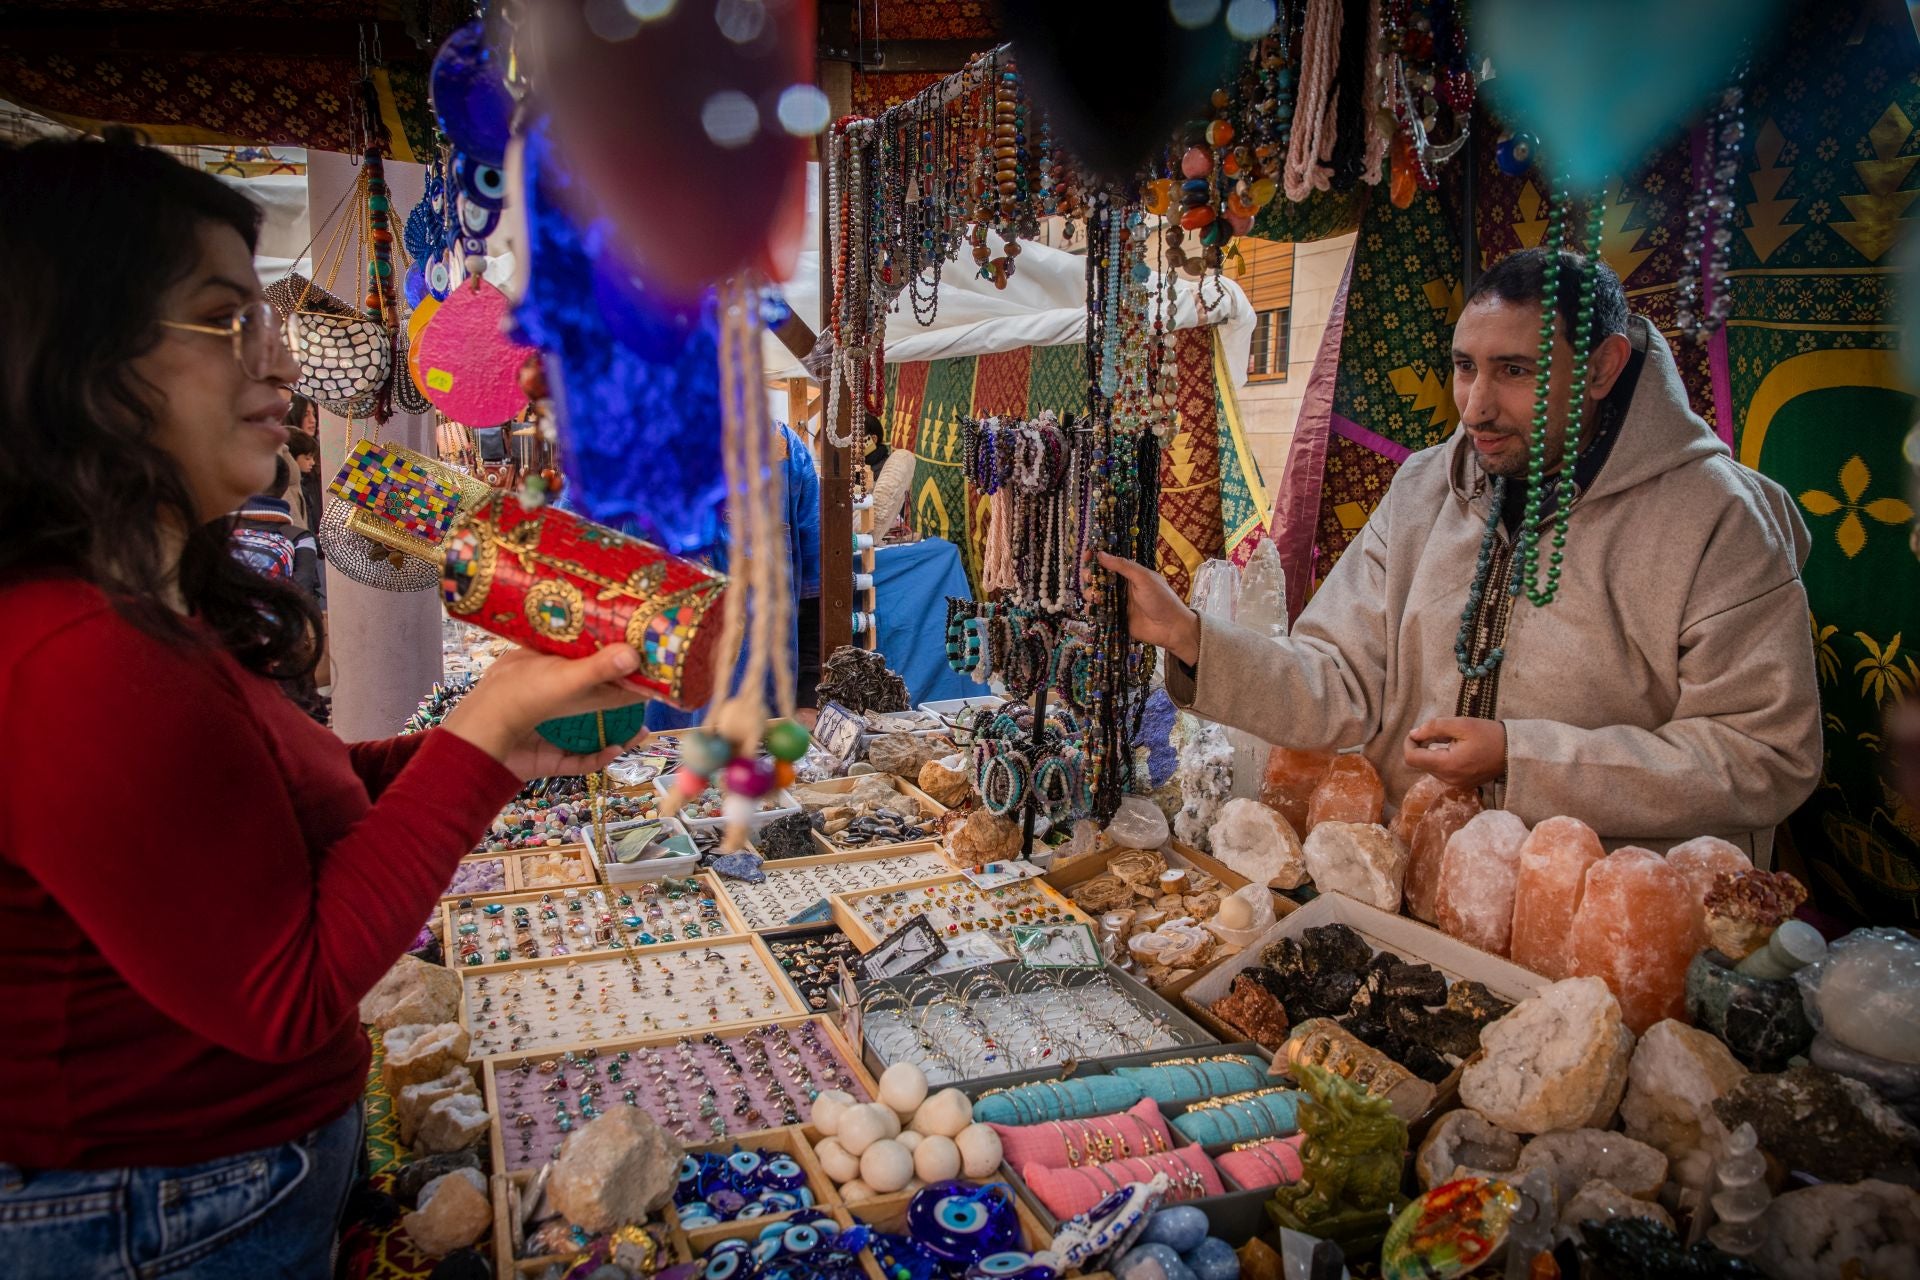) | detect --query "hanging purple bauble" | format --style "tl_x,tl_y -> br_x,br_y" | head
511,116 -> 726,556
404,263 -> 427,309
430,20 -> 513,168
